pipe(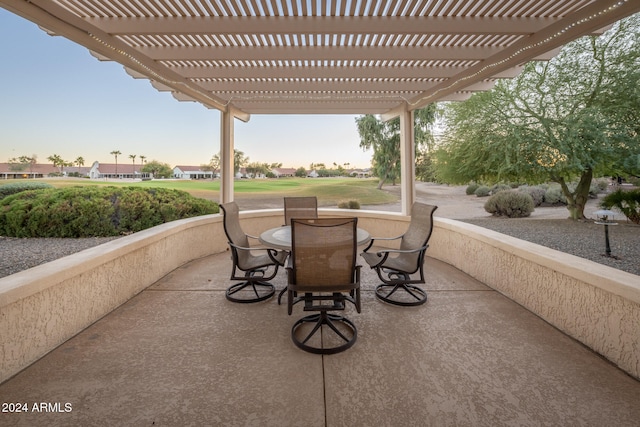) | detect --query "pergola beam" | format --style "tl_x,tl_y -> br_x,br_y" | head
175,65 -> 477,80
92,16 -> 556,35
140,45 -> 501,61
